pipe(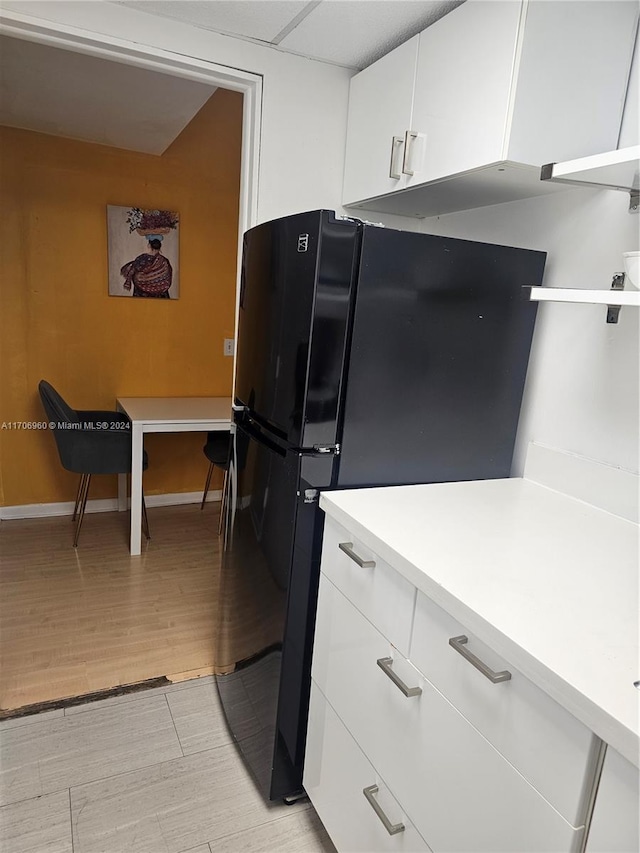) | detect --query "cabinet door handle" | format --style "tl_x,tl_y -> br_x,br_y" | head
448,635 -> 512,683
363,785 -> 405,835
338,541 -> 375,568
388,135 -> 404,179
401,129 -> 422,176
377,657 -> 422,697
